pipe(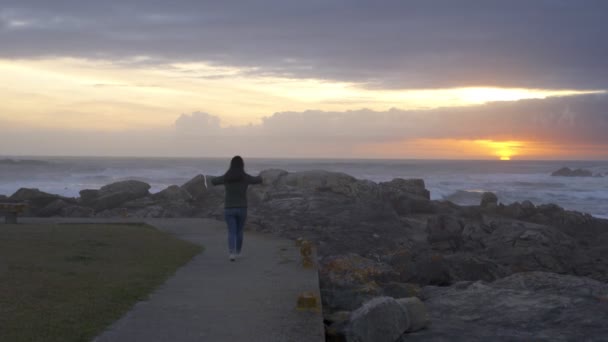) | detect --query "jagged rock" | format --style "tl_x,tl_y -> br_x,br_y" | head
134,205 -> 165,218
480,192 -> 498,207
320,254 -> 397,288
37,199 -> 69,217
407,272 -> 608,341
442,254 -> 507,282
92,192 -> 136,212
153,185 -> 193,202
426,215 -> 464,251
9,188 -> 64,206
181,174 -> 208,199
95,207 -> 129,218
259,168 -> 287,185
380,179 -> 430,200
482,219 -> 576,274
79,189 -> 100,204
123,197 -> 157,208
551,167 -> 593,177
8,188 -> 74,215
99,180 -> 151,197
61,205 -> 94,218
386,249 -> 451,286
88,180 -> 151,211
346,296 -> 410,342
